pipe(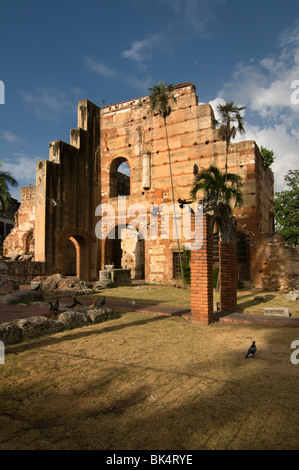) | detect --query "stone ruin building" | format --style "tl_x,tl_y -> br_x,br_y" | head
3,82 -> 299,290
